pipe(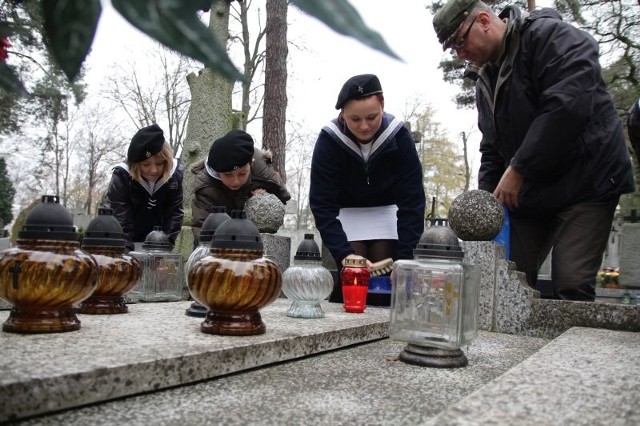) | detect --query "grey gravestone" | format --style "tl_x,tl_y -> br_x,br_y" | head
0,238 -> 10,308
619,223 -> 640,288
